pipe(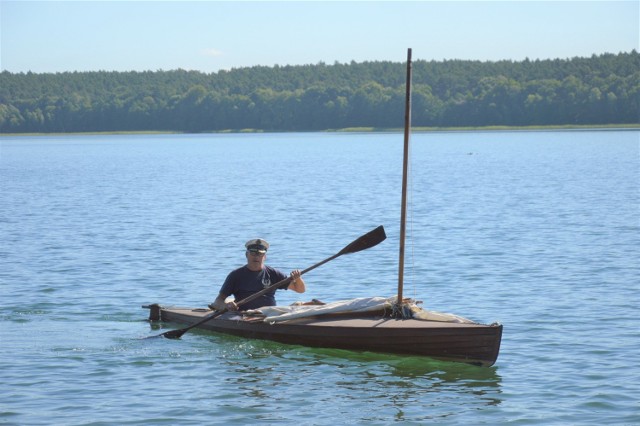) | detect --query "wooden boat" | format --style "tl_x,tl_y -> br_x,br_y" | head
145,300 -> 502,367
145,49 -> 502,367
